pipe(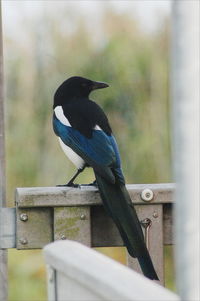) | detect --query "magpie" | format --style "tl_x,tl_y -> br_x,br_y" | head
53,76 -> 159,280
